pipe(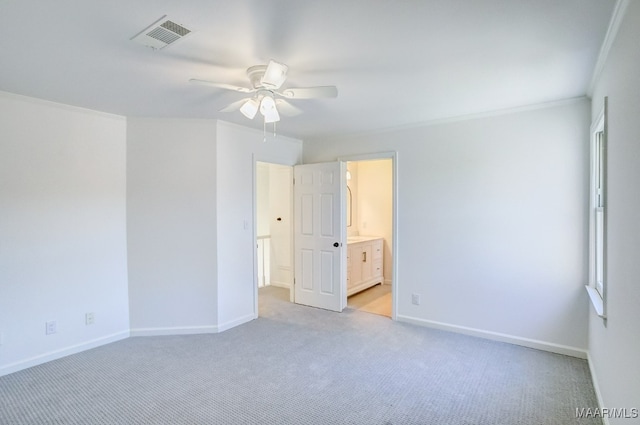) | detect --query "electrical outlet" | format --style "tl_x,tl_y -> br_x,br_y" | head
45,321 -> 57,335
411,293 -> 421,306
85,312 -> 95,325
